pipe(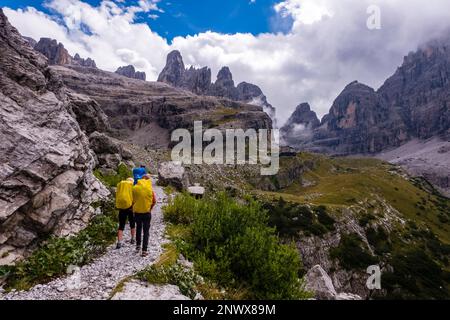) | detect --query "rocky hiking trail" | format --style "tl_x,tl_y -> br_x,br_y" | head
1,181 -> 169,300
